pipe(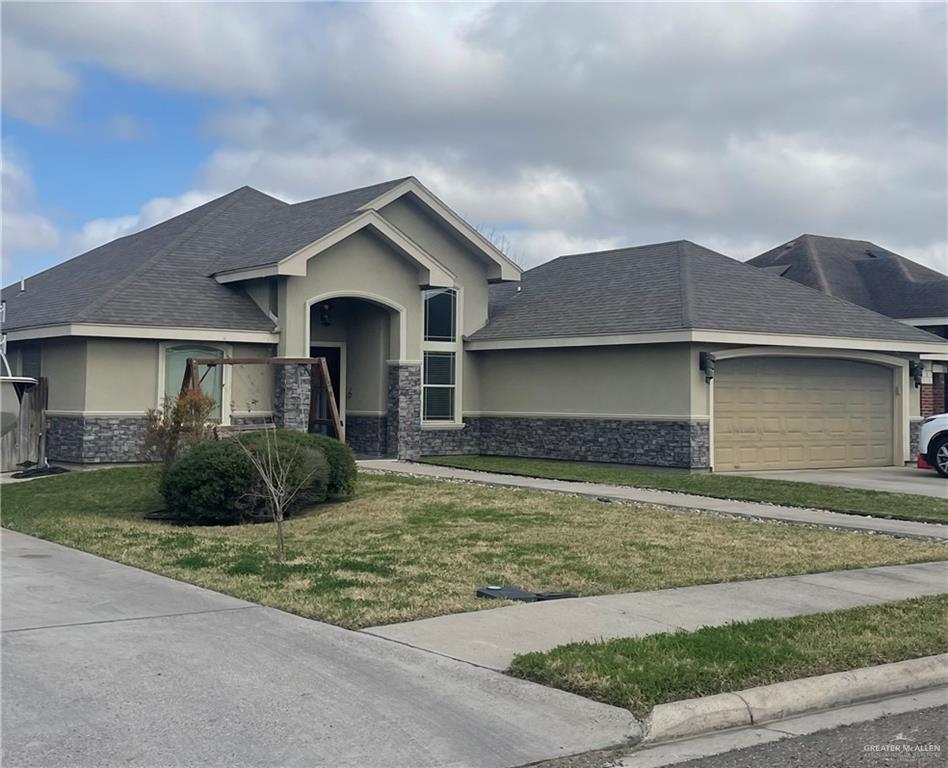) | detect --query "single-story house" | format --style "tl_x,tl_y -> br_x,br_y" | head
750,235 -> 948,417
3,178 -> 946,471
